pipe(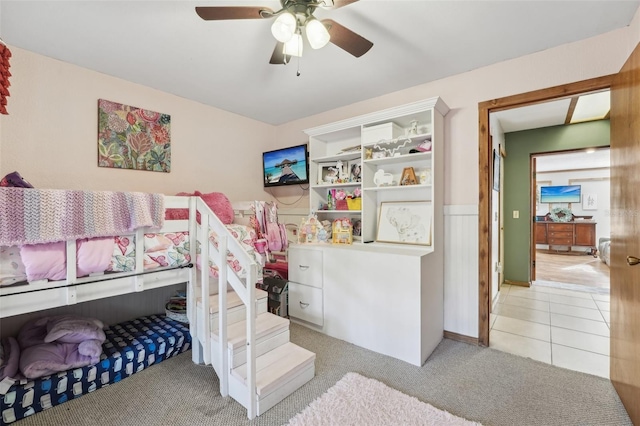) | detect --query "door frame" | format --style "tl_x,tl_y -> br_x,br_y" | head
477,75 -> 614,346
